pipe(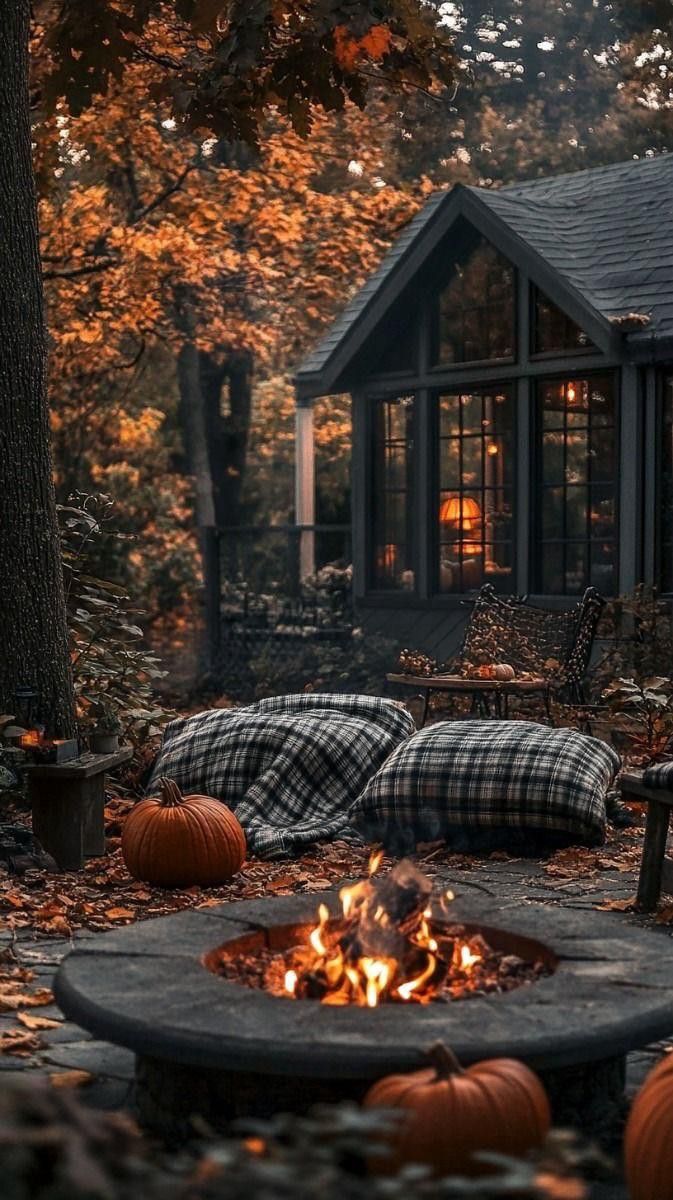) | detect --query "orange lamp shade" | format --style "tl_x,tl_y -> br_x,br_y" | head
439,495 -> 481,528
377,543 -> 398,572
